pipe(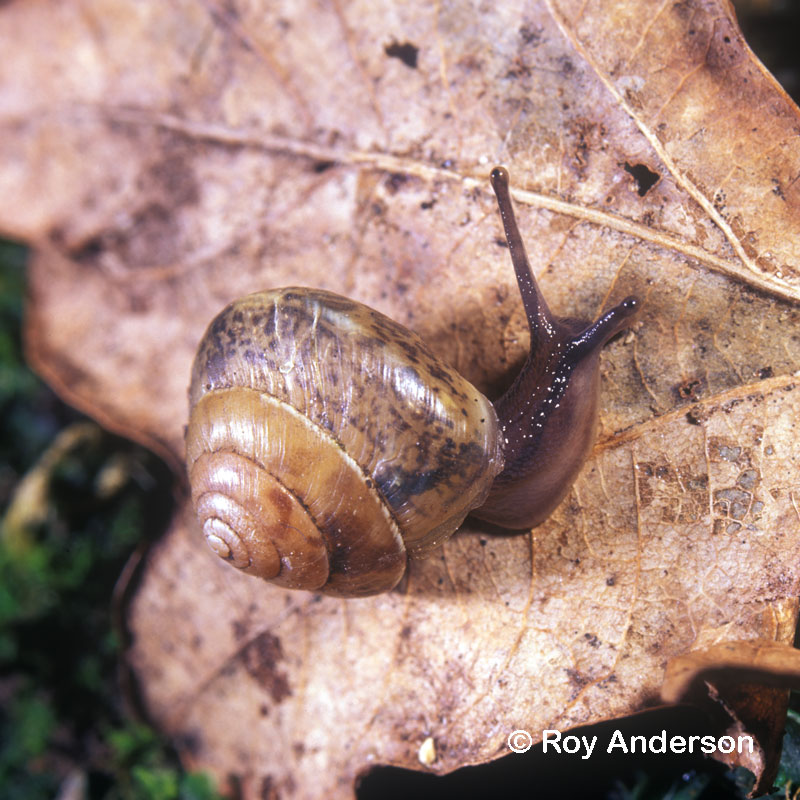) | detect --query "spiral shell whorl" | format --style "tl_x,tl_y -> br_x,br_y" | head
186,388 -> 408,596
